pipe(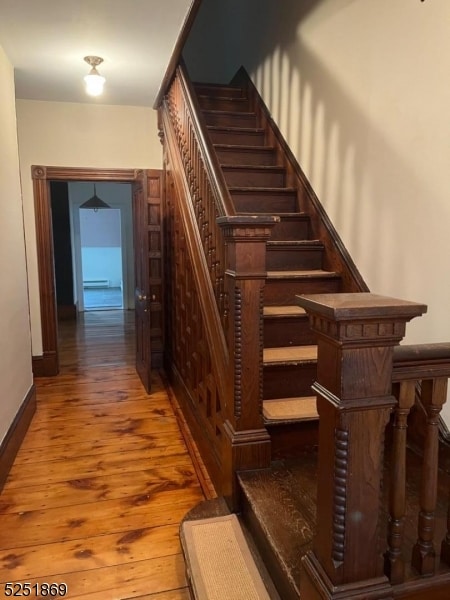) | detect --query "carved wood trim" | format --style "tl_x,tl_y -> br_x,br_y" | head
32,166 -> 141,369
